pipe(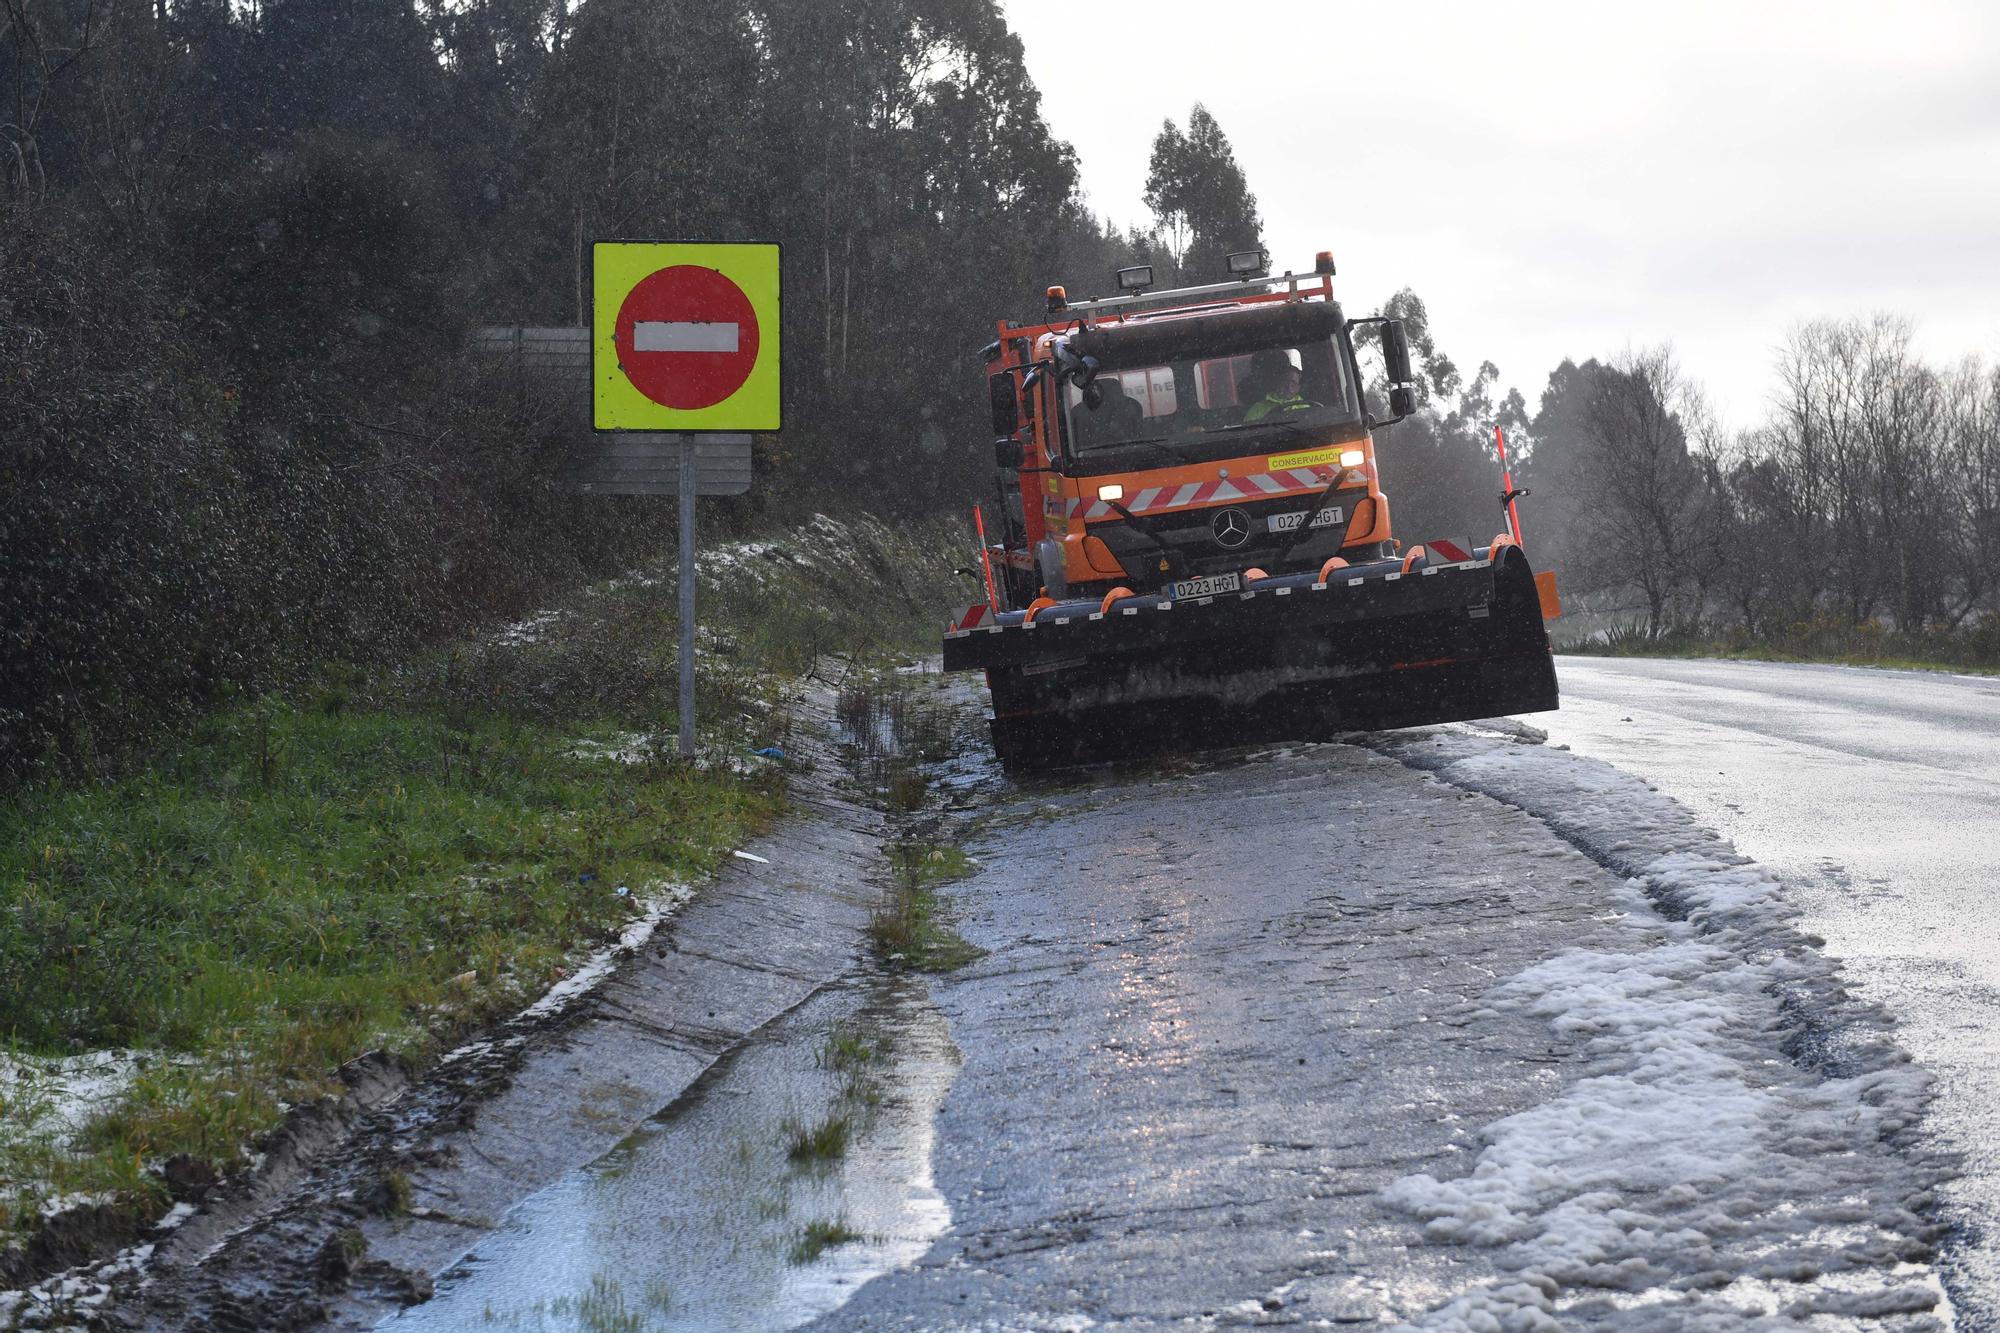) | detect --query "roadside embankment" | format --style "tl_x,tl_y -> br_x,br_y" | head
0,513 -> 972,1321
99,685 -> 902,1330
